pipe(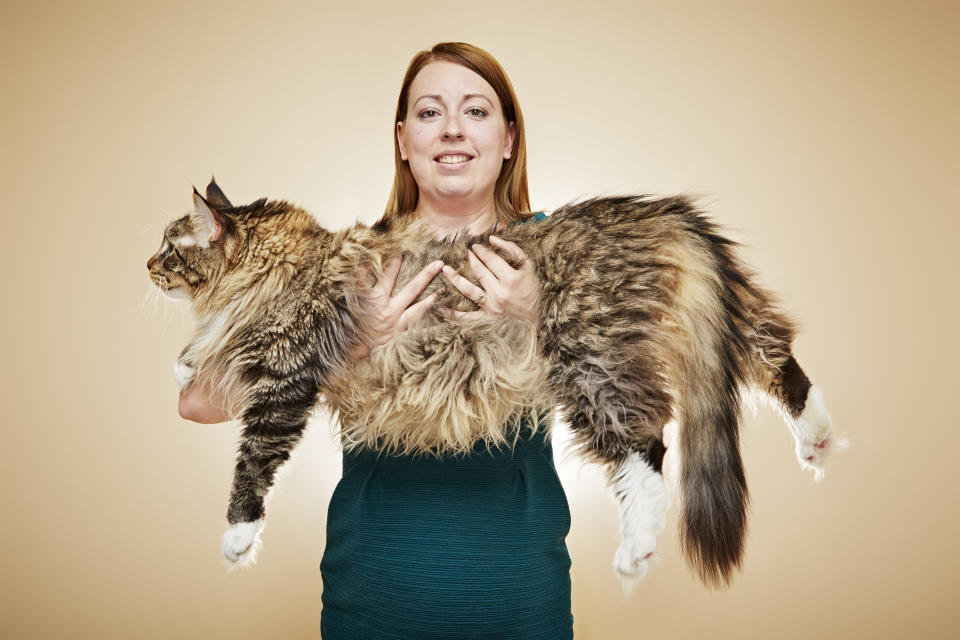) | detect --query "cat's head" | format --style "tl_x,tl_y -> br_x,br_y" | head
146,177 -> 247,301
